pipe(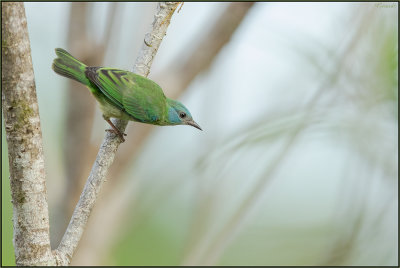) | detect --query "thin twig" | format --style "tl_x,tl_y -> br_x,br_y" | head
71,3 -> 256,264
109,1 -> 255,187
60,3 -> 96,240
58,2 -> 126,243
61,2 -> 121,220
52,2 -> 180,265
